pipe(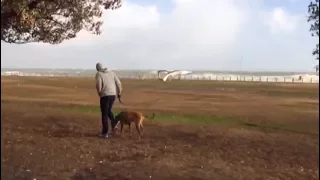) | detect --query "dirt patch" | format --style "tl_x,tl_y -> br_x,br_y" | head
1,76 -> 319,180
